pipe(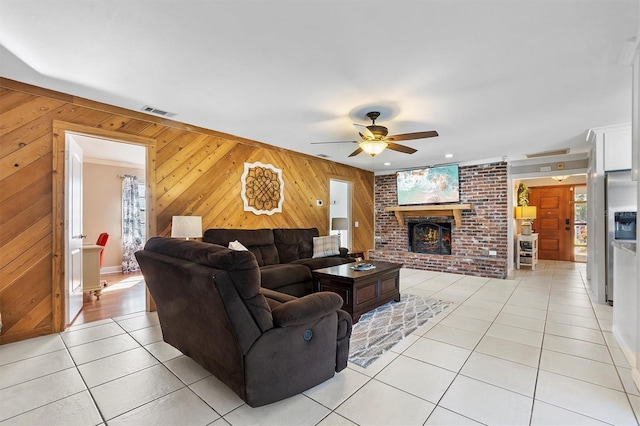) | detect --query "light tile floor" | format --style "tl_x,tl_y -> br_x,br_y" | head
1,260 -> 639,425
